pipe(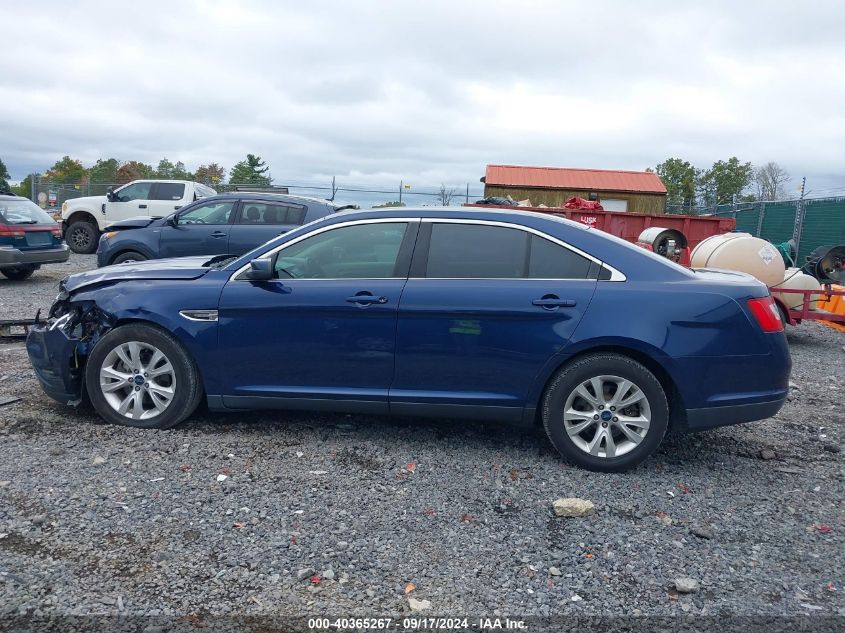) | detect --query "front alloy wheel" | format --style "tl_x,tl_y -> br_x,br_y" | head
99,341 -> 176,420
85,323 -> 203,429
542,353 -> 669,472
